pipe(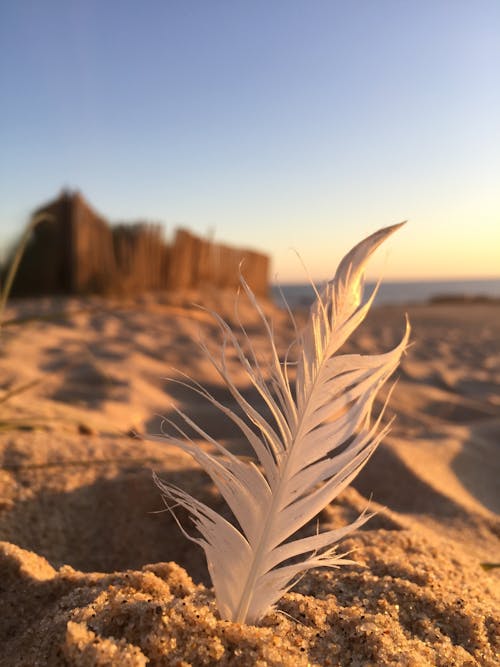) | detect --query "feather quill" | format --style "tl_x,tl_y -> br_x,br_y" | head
152,224 -> 410,624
